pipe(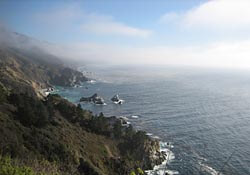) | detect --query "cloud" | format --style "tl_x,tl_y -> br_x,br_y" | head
6,0 -> 250,69
159,12 -> 181,24
81,17 -> 152,37
3,19 -> 249,69
44,40 -> 250,69
35,5 -> 152,38
35,5 -> 82,26
160,0 -> 250,31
